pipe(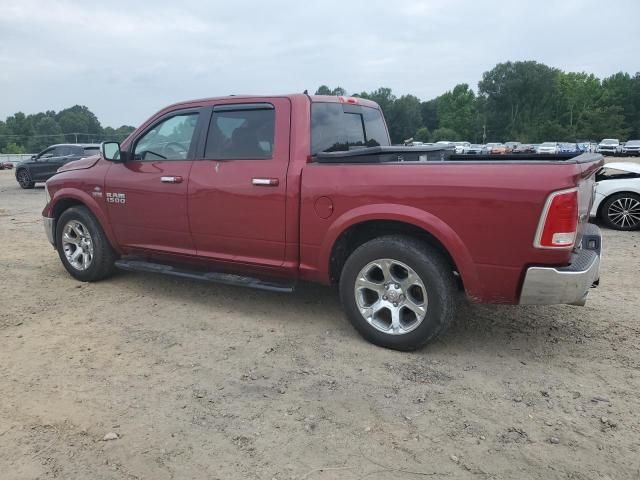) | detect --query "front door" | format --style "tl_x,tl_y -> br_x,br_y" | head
188,99 -> 290,267
105,109 -> 202,255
